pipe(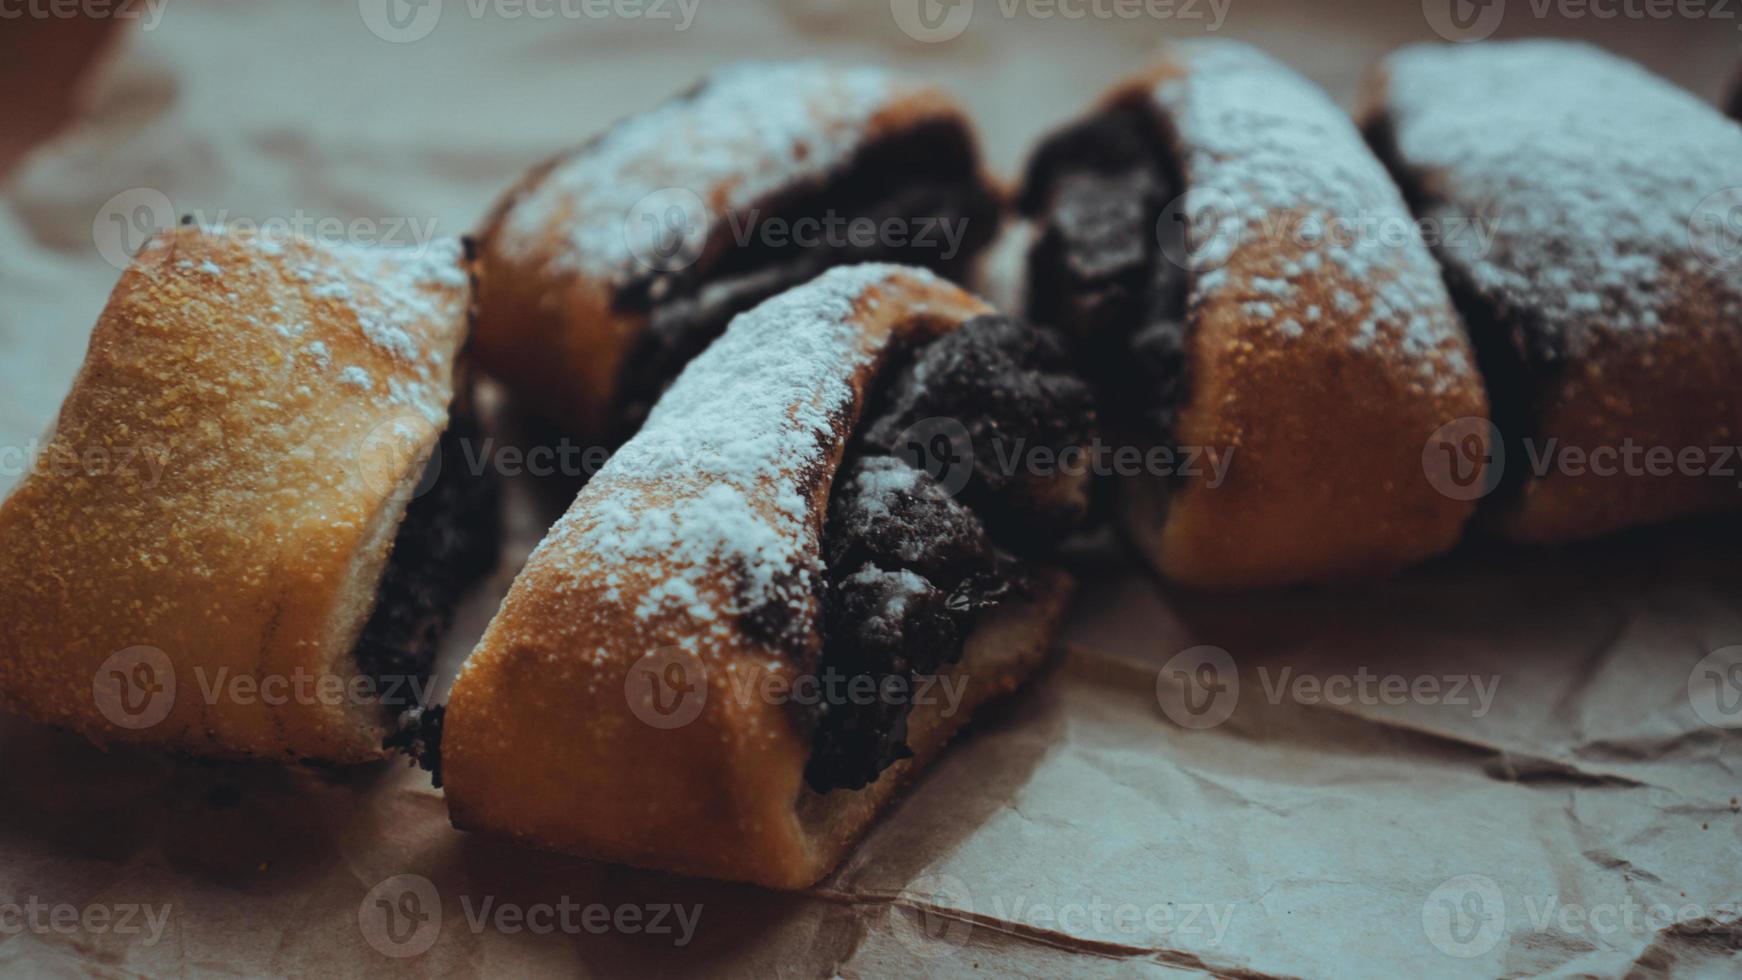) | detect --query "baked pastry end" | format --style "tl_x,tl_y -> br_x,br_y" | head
445,567 -> 1068,889
0,225 -> 482,762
